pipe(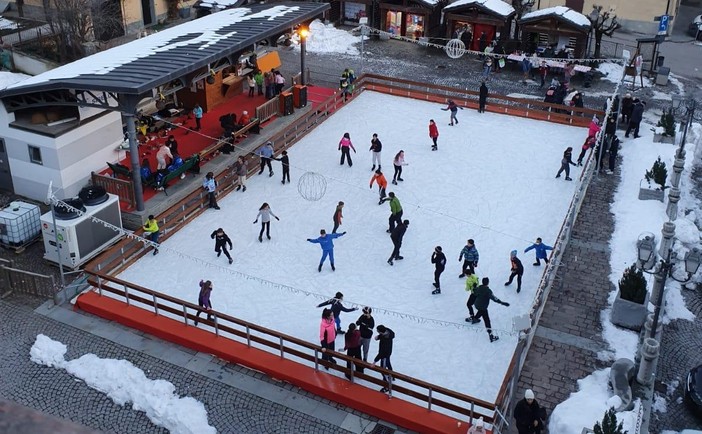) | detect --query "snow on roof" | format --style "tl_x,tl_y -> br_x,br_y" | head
198,0 -> 242,9
0,17 -> 18,30
3,4 -> 315,93
0,71 -> 30,90
521,6 -> 591,28
444,0 -> 515,18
